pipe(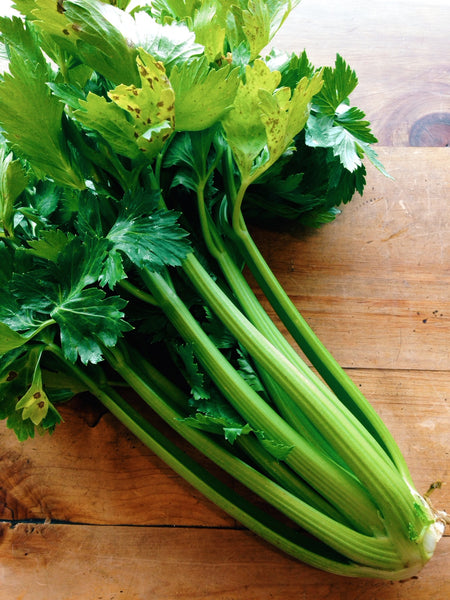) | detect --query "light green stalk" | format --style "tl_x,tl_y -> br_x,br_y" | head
139,267 -> 396,536
46,342 -> 439,579
230,201 -> 413,482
